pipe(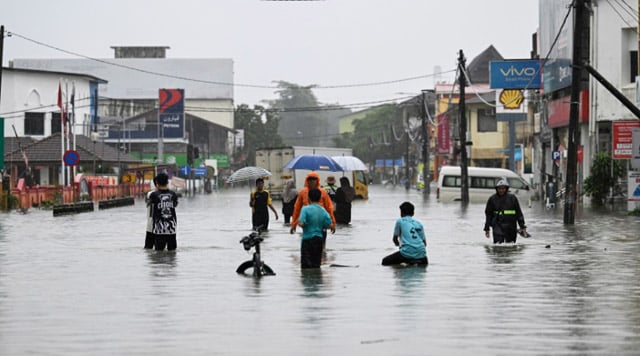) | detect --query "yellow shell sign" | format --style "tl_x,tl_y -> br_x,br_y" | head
499,89 -> 524,109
